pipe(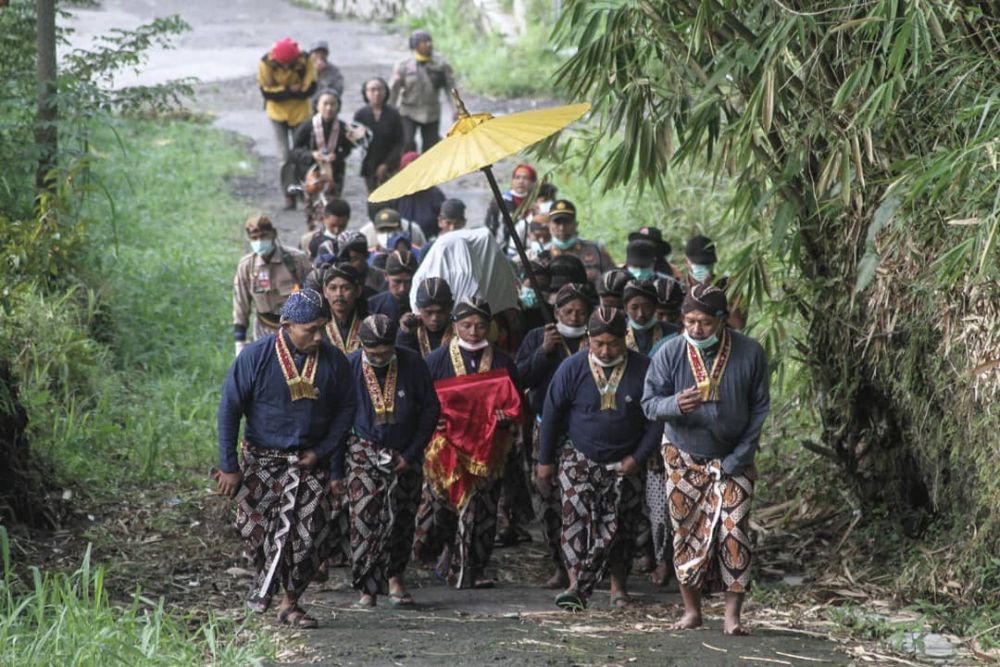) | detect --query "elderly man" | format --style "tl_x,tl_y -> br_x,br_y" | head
233,214 -> 313,355
389,30 -> 456,153
537,307 -> 663,611
216,289 -> 356,628
641,284 -> 769,635
344,315 -> 440,608
368,249 -> 418,325
547,200 -> 614,285
397,277 -> 454,357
